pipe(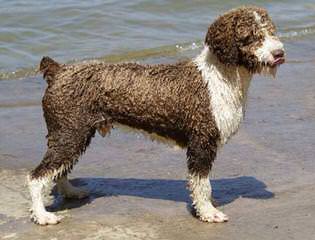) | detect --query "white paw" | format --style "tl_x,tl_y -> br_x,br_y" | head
198,208 -> 229,223
30,210 -> 63,225
62,187 -> 89,199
